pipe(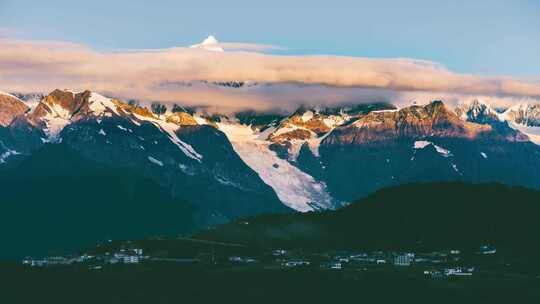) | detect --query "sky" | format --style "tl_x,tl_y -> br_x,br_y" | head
0,0 -> 539,111
1,0 -> 539,76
